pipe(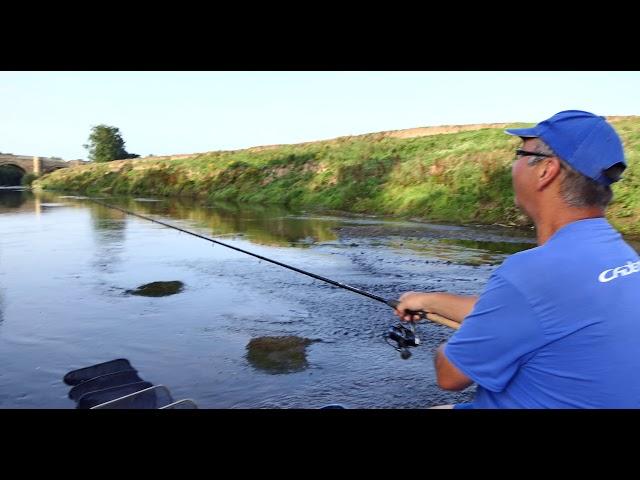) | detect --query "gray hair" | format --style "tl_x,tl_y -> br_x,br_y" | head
528,139 -> 614,208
